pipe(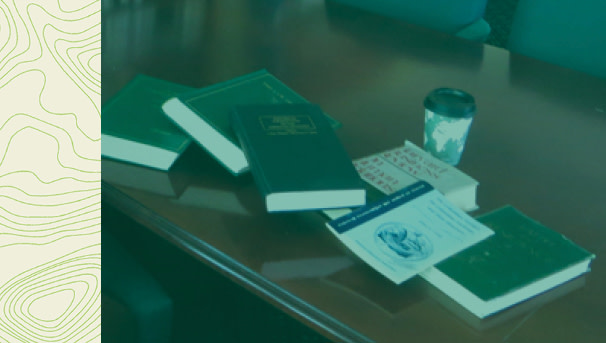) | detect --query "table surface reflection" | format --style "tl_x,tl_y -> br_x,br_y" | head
102,1 -> 606,342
